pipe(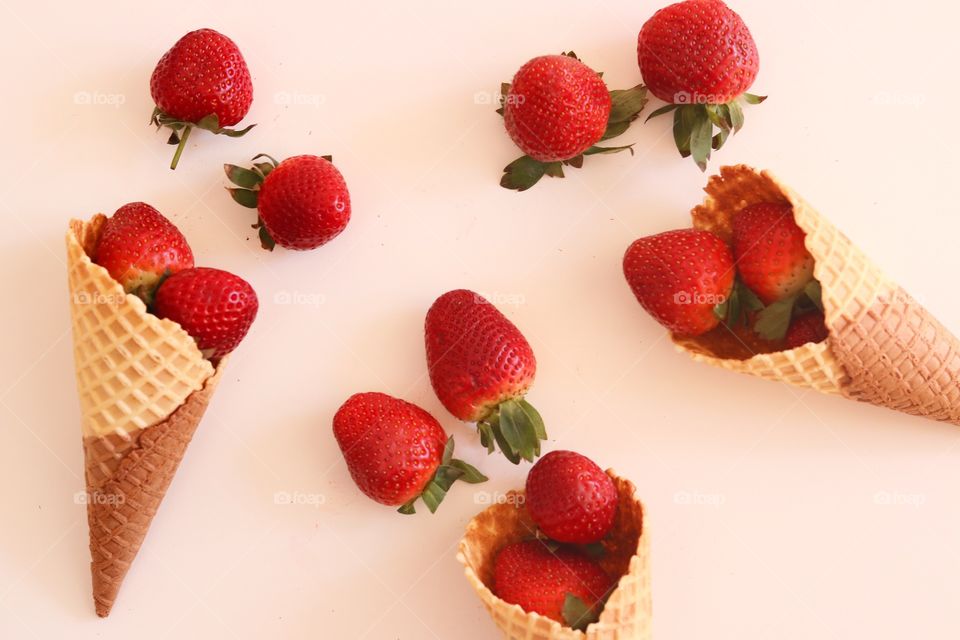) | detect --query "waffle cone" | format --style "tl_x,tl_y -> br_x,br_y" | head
673,165 -> 960,425
457,471 -> 651,639
66,215 -> 222,616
